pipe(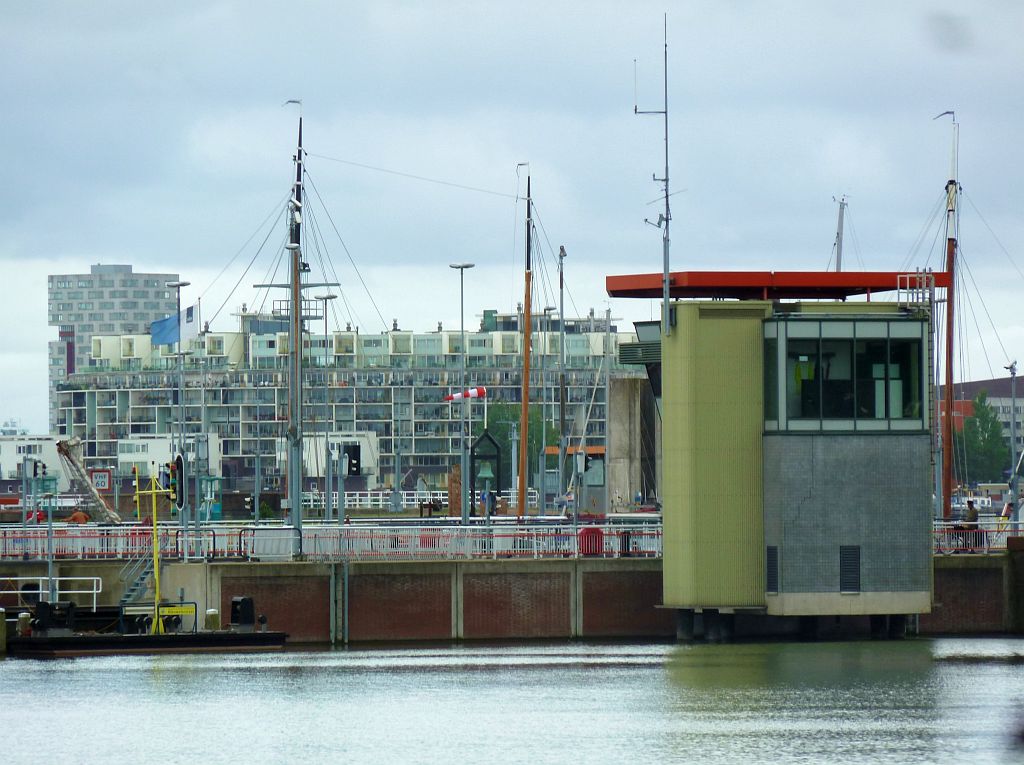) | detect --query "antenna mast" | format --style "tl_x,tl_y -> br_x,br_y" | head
636,15 -> 672,337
